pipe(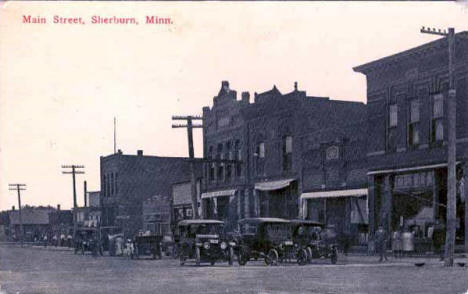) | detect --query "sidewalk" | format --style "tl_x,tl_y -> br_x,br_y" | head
0,242 -> 73,252
338,252 -> 468,266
